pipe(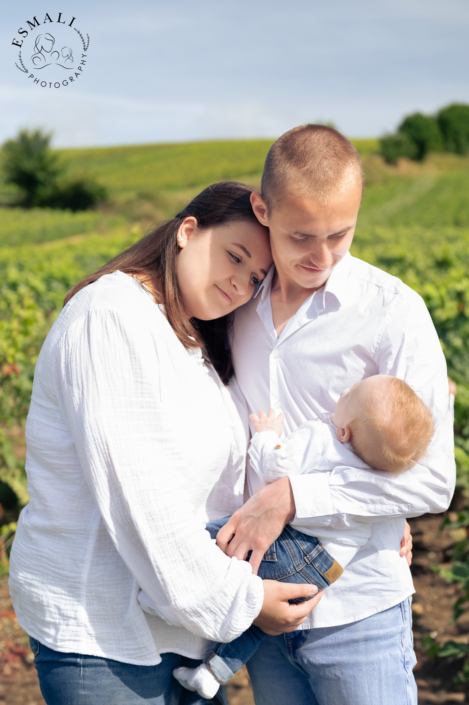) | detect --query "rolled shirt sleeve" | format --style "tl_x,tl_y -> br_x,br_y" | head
289,291 -> 455,526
